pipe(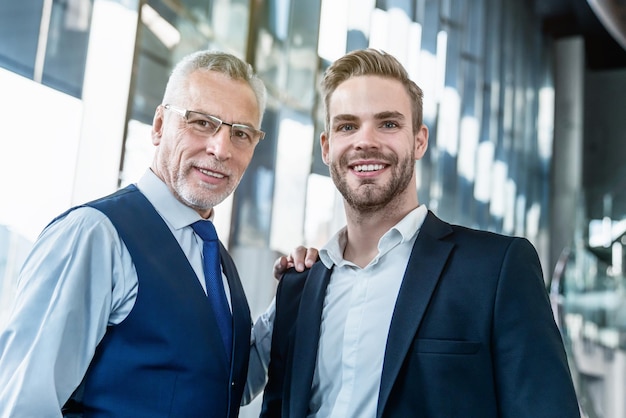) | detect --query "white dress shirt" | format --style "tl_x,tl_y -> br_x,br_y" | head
308,205 -> 428,418
0,169 -> 273,418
